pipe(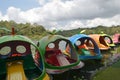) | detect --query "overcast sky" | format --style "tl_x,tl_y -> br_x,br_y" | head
0,0 -> 120,30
